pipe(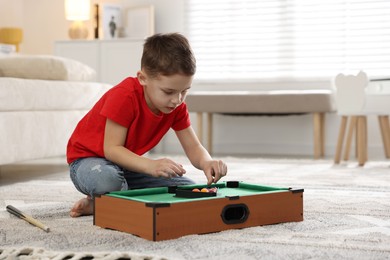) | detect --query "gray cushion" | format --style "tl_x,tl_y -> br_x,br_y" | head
185,90 -> 336,114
